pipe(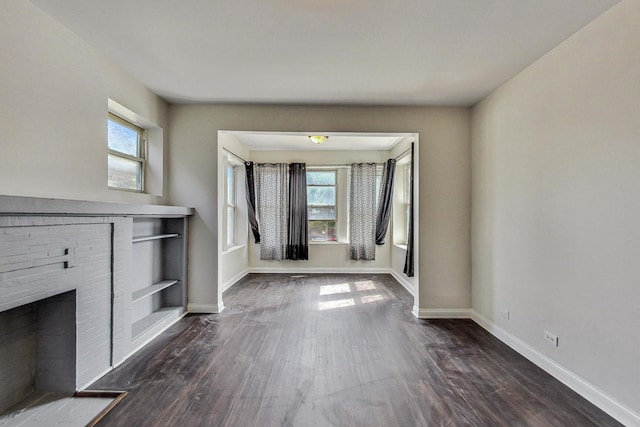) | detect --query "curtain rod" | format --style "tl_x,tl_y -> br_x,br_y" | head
222,148 -> 248,164
225,145 -> 410,166
394,147 -> 412,161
